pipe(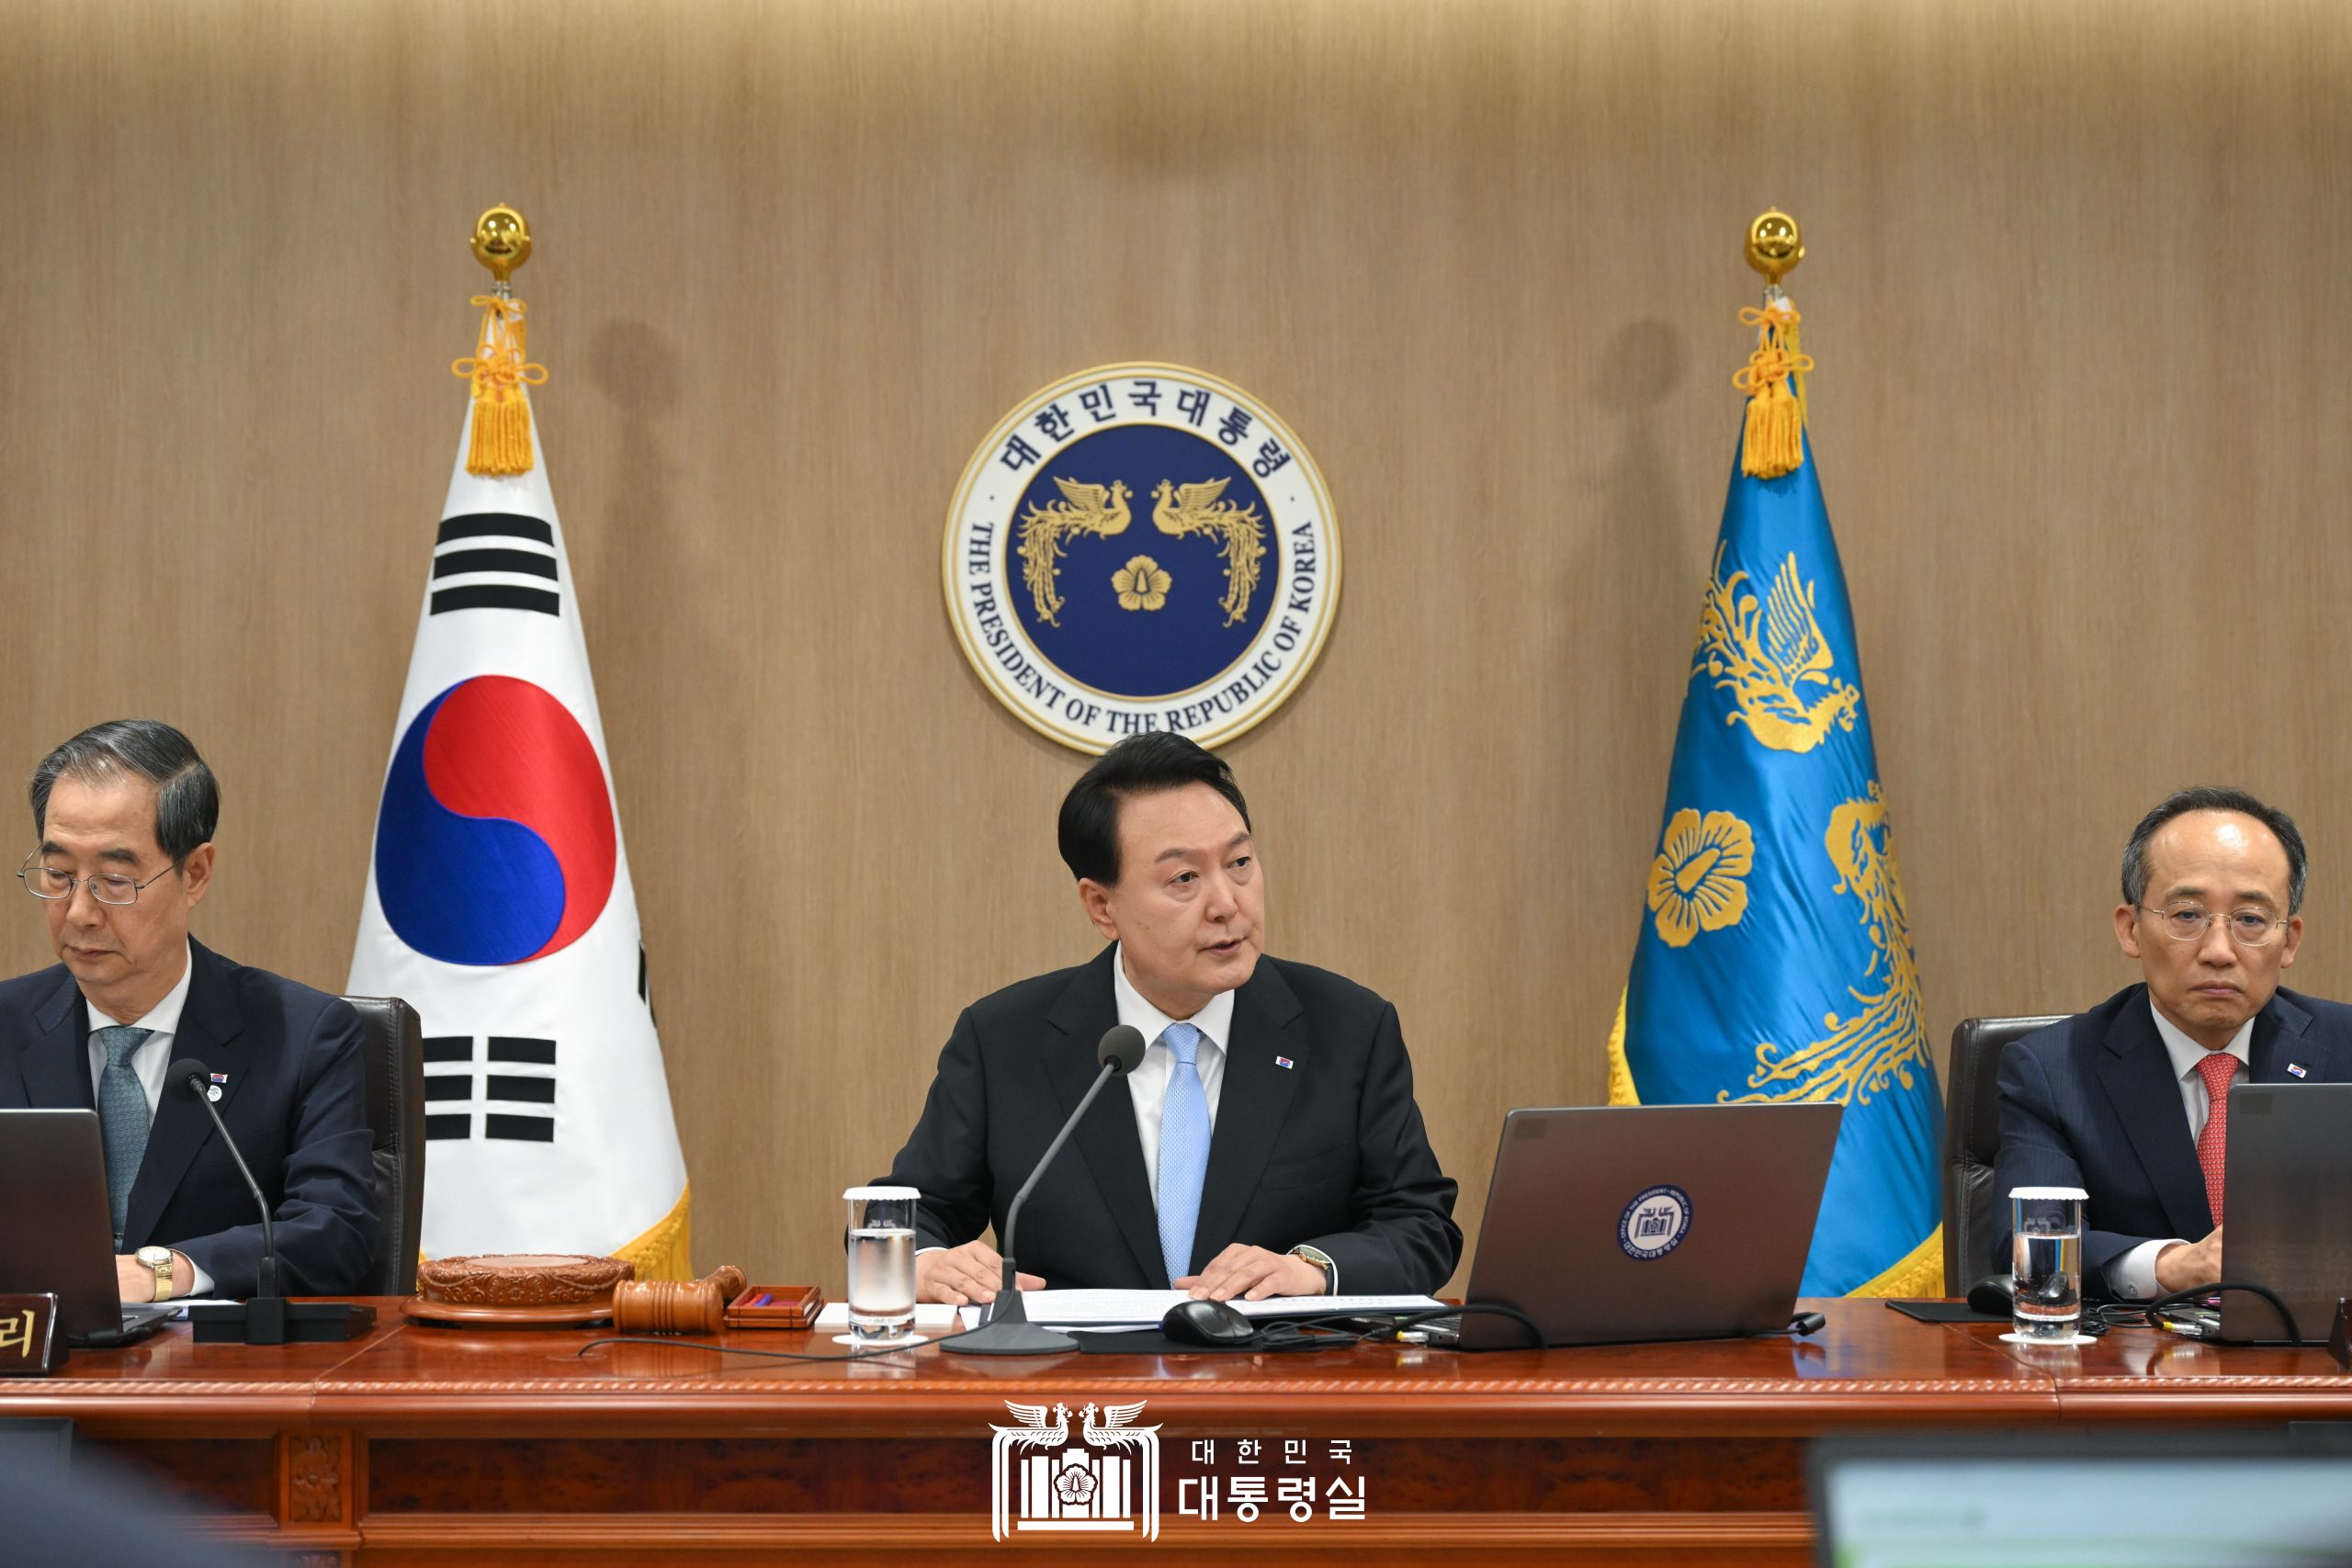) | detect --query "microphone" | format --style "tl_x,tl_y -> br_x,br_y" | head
167,1057 -> 373,1345
944,1023 -> 1147,1357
